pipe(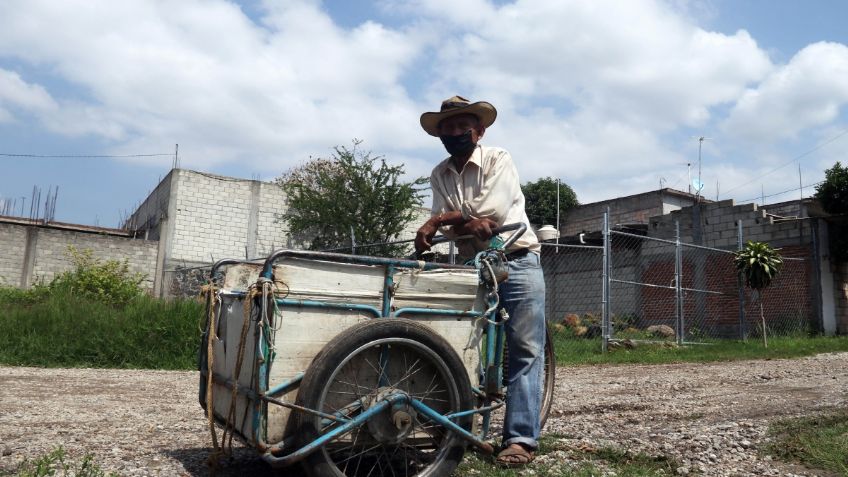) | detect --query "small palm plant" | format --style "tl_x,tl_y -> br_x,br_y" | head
734,241 -> 784,347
